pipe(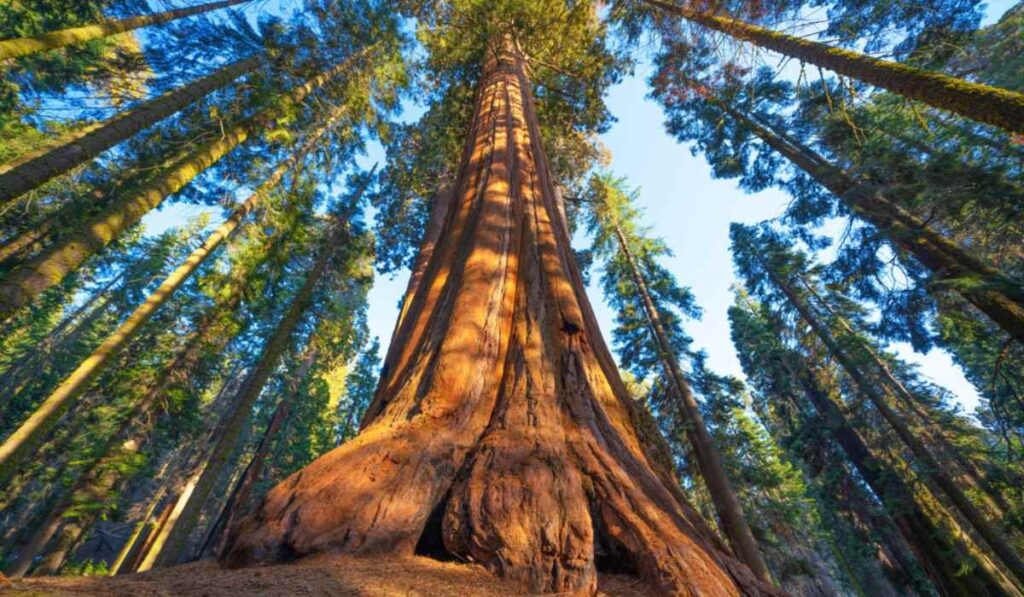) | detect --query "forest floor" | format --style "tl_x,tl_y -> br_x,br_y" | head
0,554 -> 650,596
